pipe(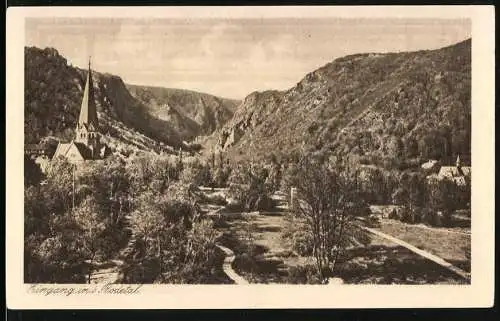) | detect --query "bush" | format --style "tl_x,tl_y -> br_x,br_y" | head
388,206 -> 404,221
390,205 -> 454,228
366,215 -> 381,228
282,215 -> 314,257
286,265 -> 323,284
233,253 -> 259,275
227,162 -> 274,212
